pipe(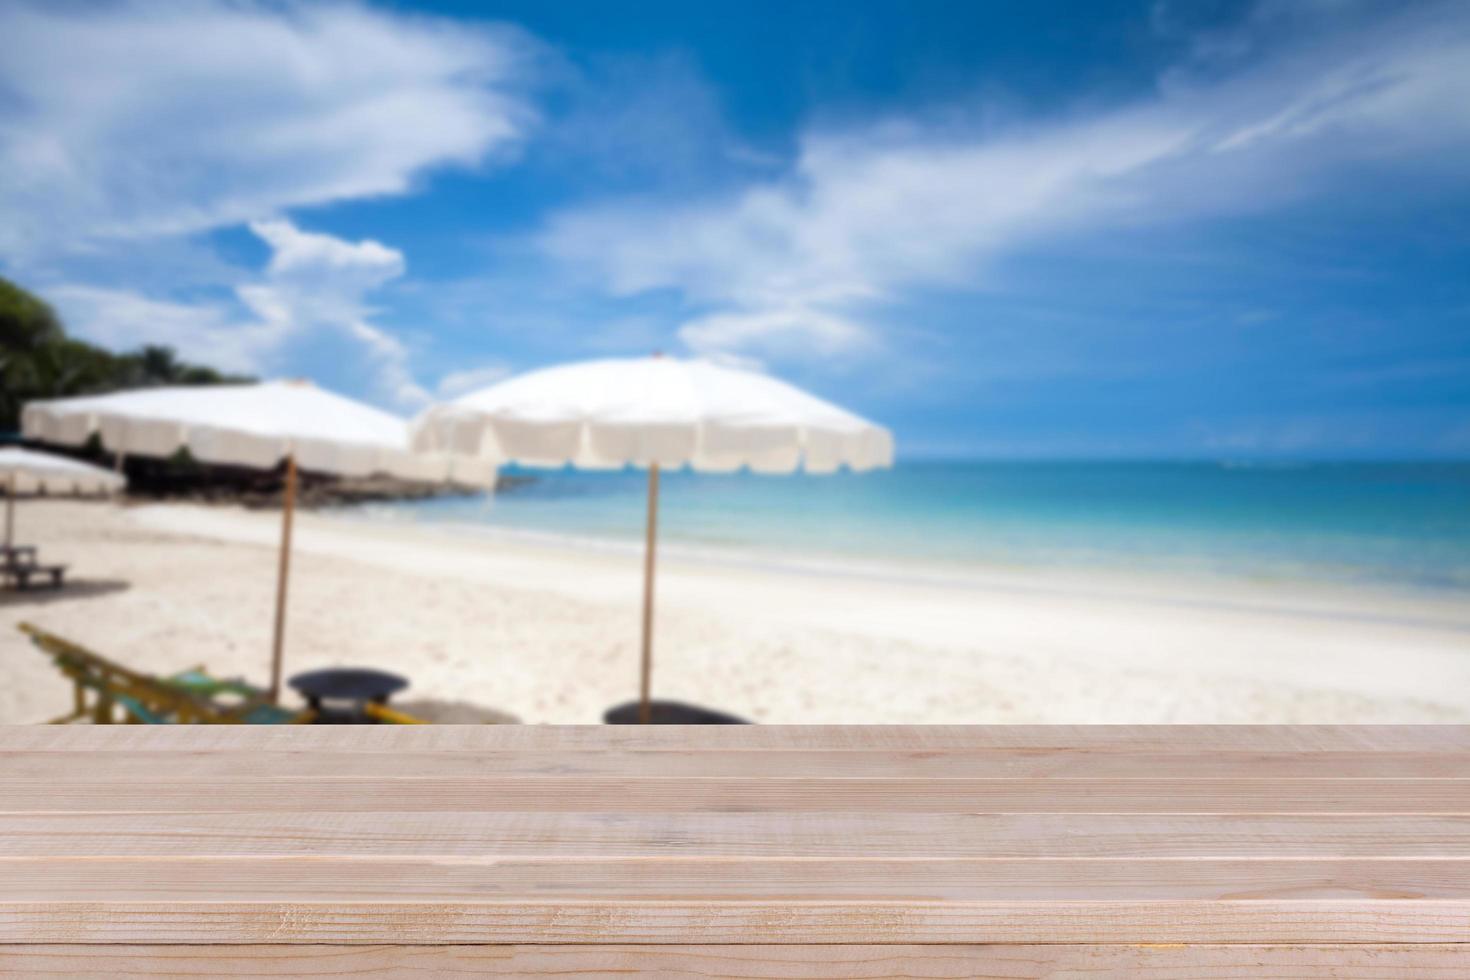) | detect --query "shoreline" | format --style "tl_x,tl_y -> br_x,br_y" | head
402,457 -> 1470,599
3,498 -> 1469,726
331,505 -> 1470,634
